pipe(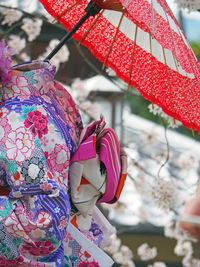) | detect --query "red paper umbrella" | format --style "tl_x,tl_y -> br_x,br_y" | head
39,0 -> 200,133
